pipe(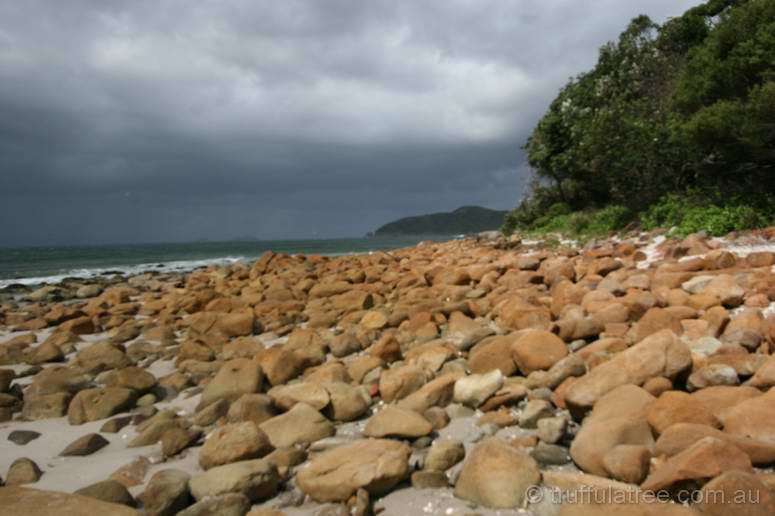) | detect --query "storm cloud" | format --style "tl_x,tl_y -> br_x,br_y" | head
0,0 -> 700,246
